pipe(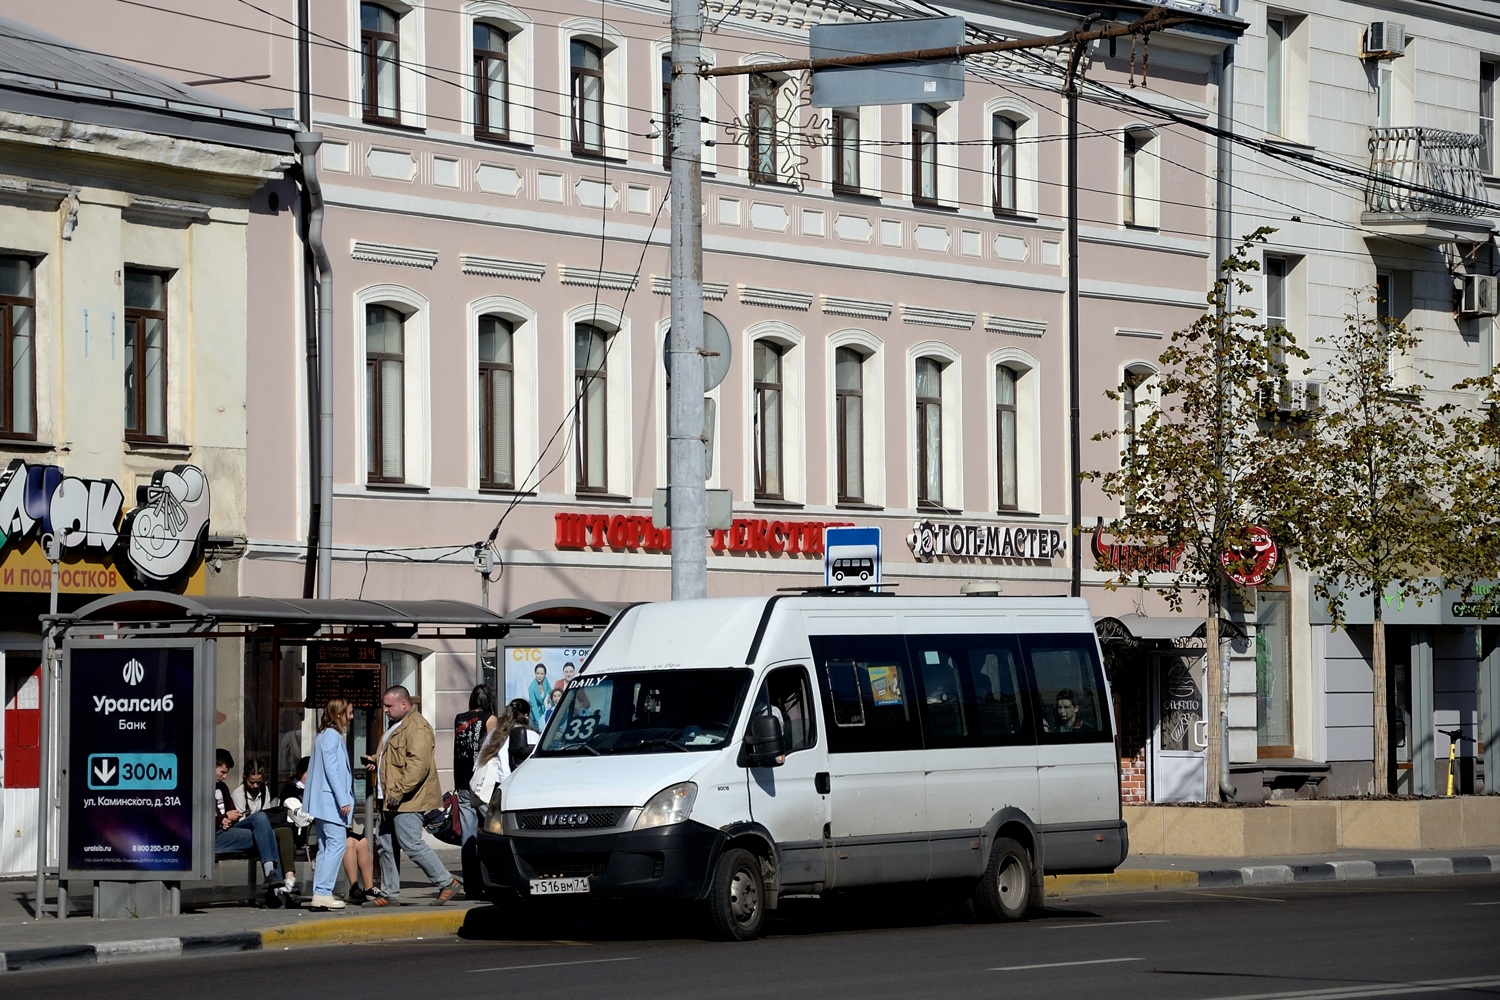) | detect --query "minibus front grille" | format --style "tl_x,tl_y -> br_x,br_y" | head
522,853 -> 611,878
514,807 -> 626,831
